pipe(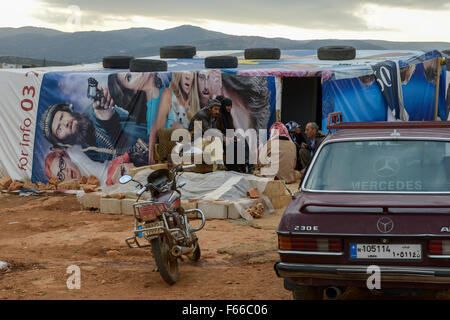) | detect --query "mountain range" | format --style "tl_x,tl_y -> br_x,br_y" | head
0,25 -> 449,65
